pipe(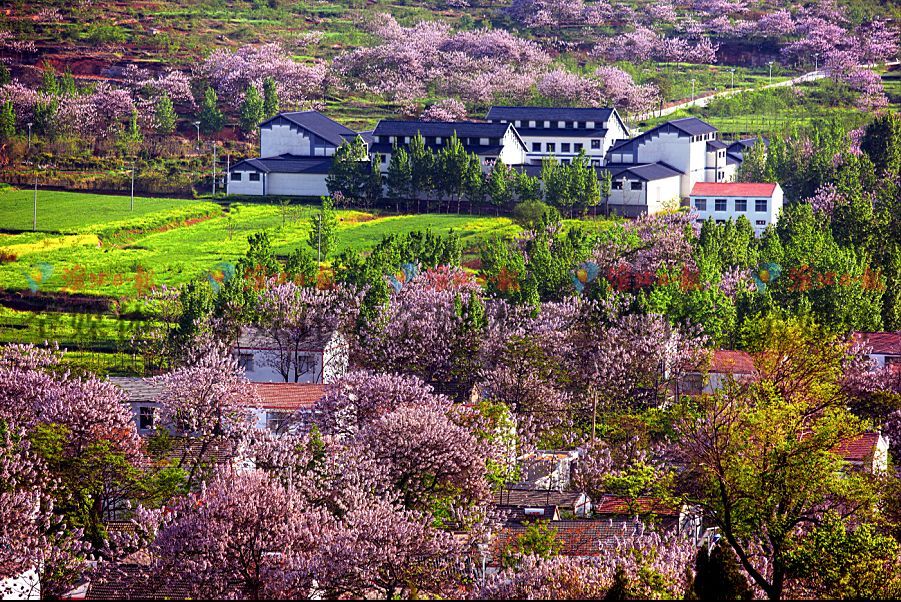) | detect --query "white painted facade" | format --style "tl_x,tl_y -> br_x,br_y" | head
373,126 -> 527,173
227,169 -> 265,195
607,174 -> 682,216
690,184 -> 784,236
234,332 -> 349,384
259,121 -> 339,158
